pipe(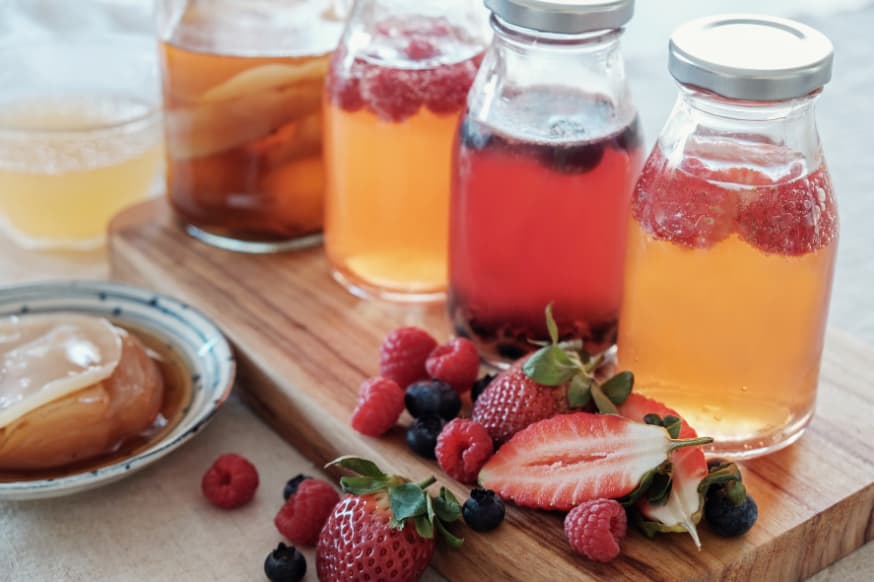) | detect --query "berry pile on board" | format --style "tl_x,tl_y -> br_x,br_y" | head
325,304 -> 757,574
